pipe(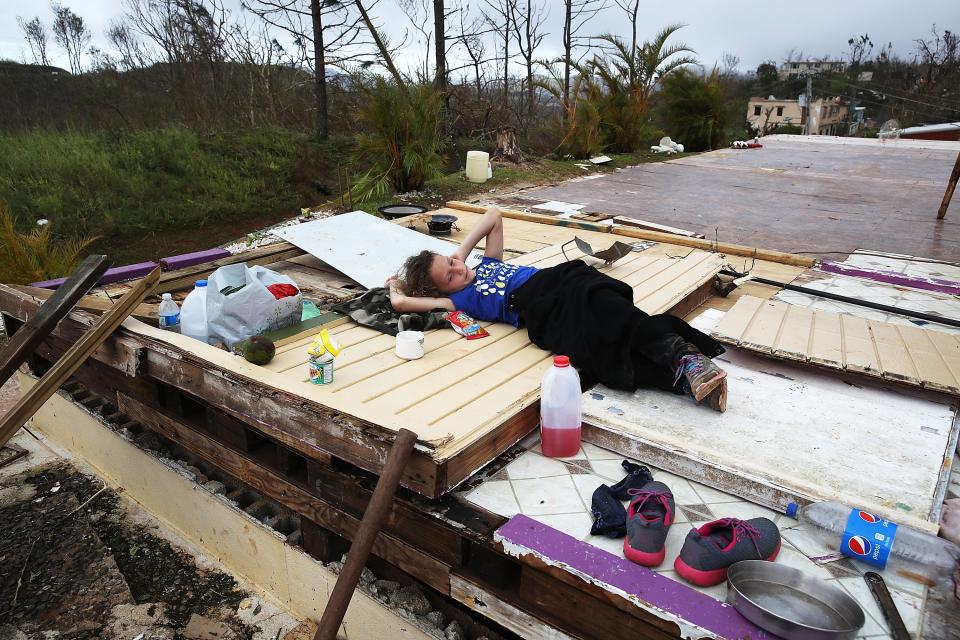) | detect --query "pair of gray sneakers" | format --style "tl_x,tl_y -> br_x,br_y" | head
623,481 -> 780,586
